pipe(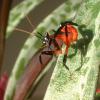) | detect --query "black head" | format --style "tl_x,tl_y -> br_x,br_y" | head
42,32 -> 50,46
